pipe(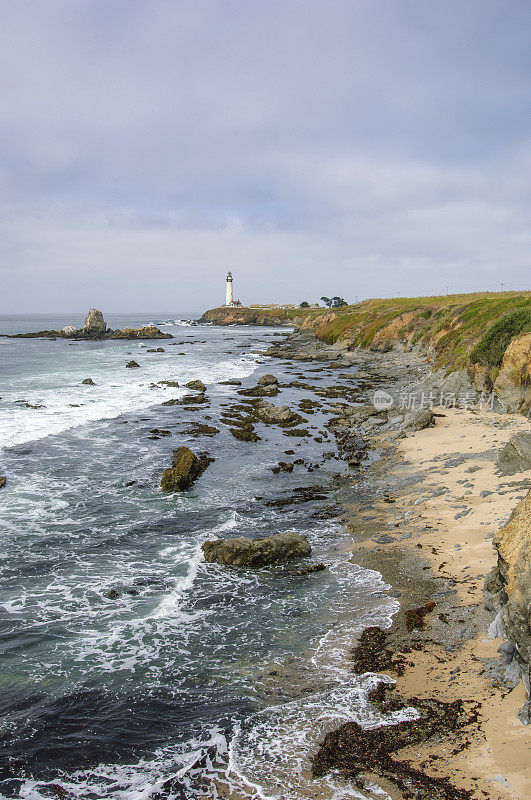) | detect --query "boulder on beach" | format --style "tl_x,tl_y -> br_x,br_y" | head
402,408 -> 435,431
126,360 -> 140,368
498,432 -> 531,476
185,380 -> 206,392
84,308 -> 107,335
82,378 -> 95,385
160,446 -> 212,492
202,530 -> 311,567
